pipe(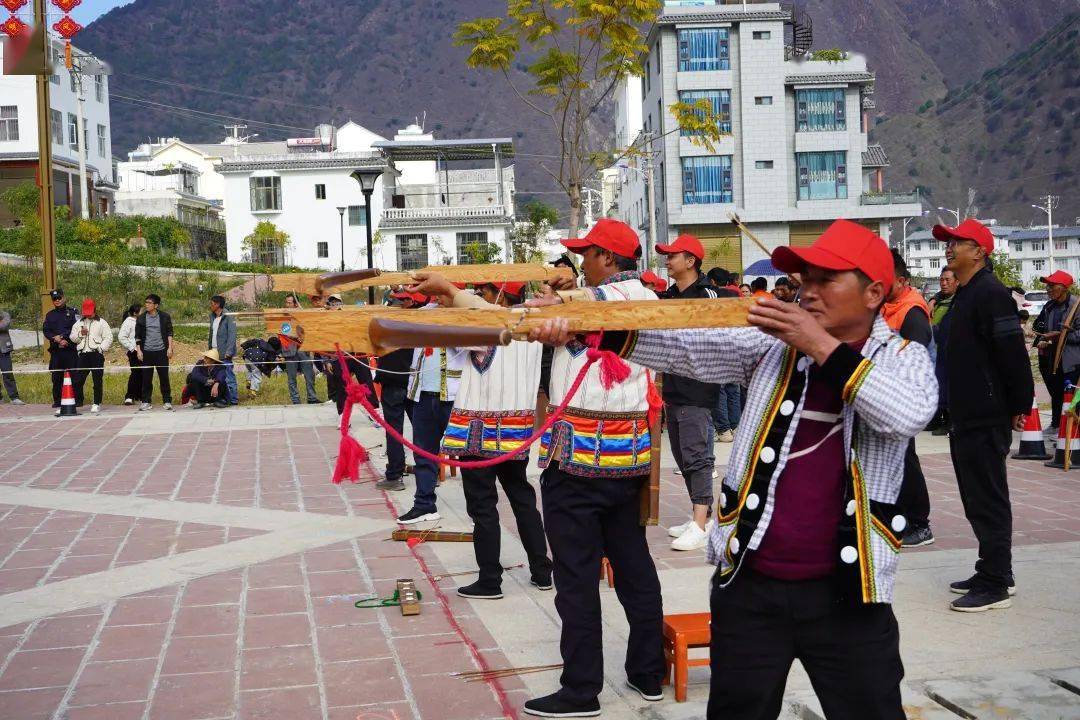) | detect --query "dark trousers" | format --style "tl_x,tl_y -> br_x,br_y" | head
707,570 -> 904,720
125,350 -> 141,402
74,350 -> 104,406
897,439 -> 930,530
712,383 -> 742,432
461,458 -> 552,589
0,351 -> 19,400
381,385 -> 410,481
949,424 -> 1013,591
540,464 -> 665,704
284,351 -> 319,404
141,349 -> 172,404
668,404 -> 716,507
1039,354 -> 1064,426
186,381 -> 217,405
48,347 -> 78,406
411,392 -> 454,512
330,357 -> 377,415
